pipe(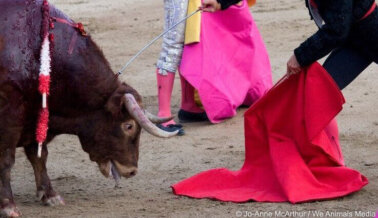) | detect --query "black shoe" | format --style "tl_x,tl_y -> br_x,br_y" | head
156,124 -> 185,136
178,109 -> 209,123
